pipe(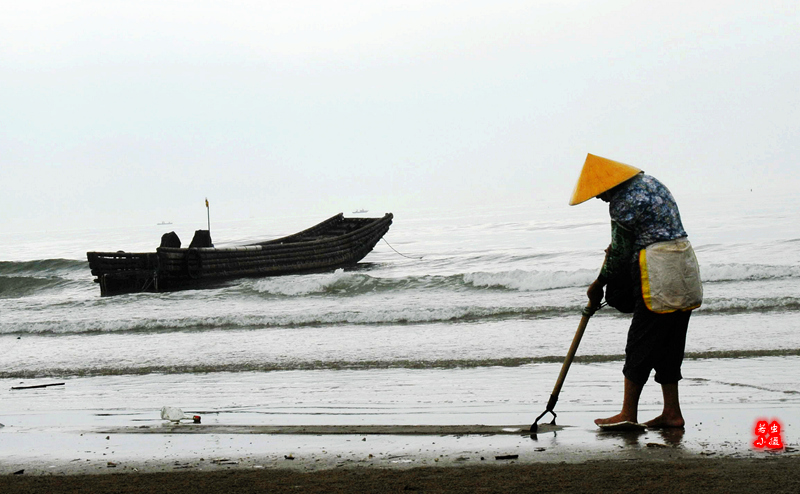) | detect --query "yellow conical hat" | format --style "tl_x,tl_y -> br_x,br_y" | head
569,154 -> 642,206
